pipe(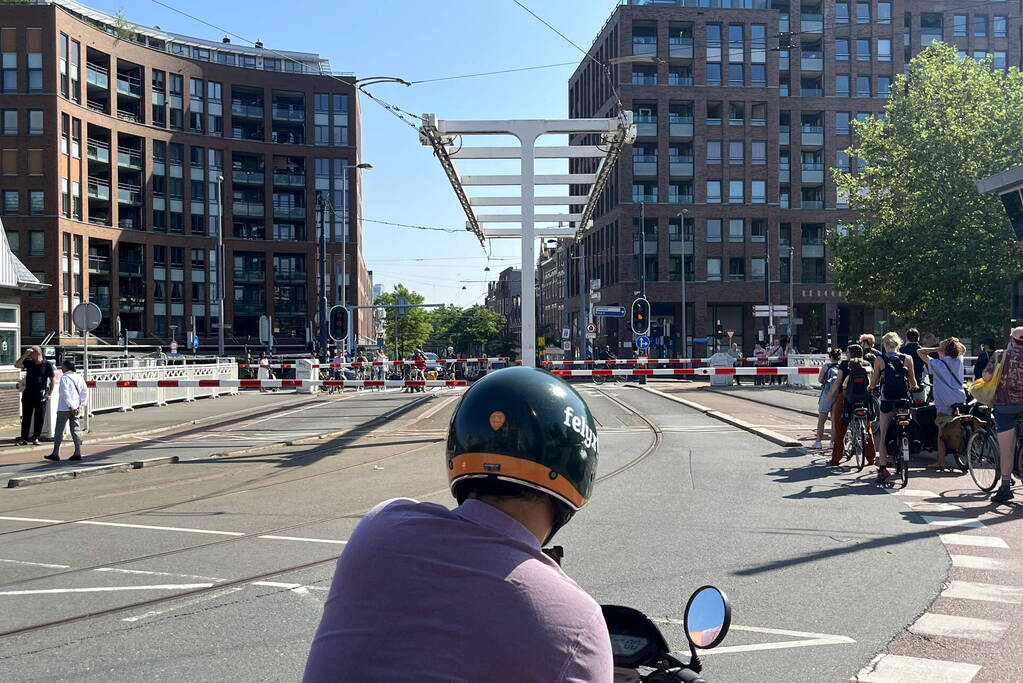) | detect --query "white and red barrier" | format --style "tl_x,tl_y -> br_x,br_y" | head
240,357 -> 517,369
542,357 -> 787,366
551,366 -> 818,377
0,379 -> 466,390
